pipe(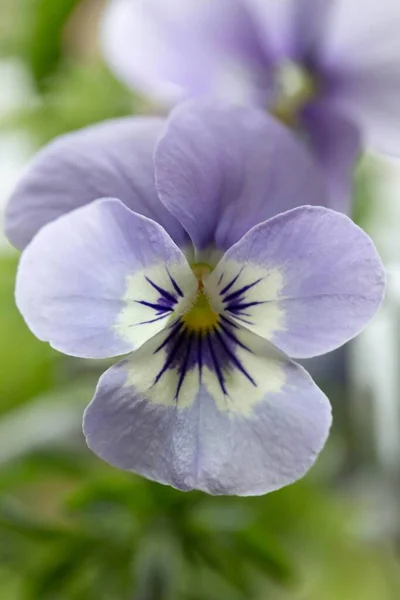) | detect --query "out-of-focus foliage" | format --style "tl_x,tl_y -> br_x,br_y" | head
0,0 -> 20,56
19,0 -> 82,90
1,434 -> 399,600
0,0 -> 399,598
0,0 -> 138,149
0,255 -> 58,413
5,63 -> 135,146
